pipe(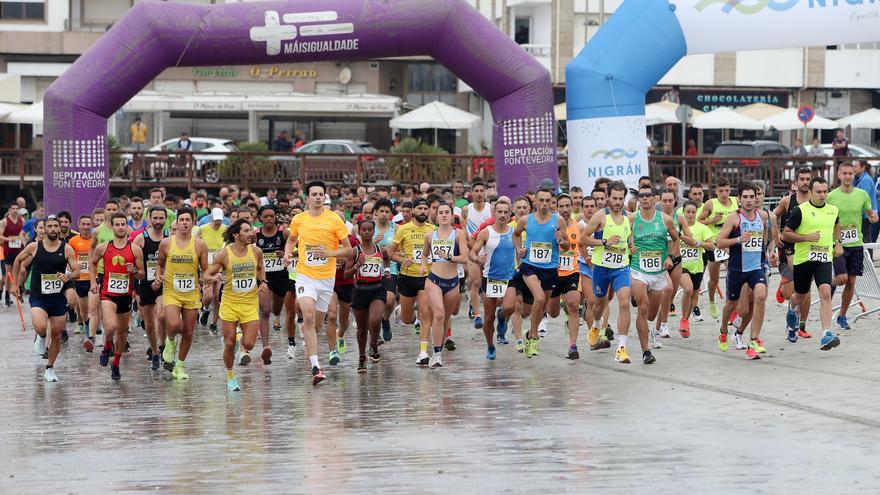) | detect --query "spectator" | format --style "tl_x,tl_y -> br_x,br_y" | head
832,129 -> 850,157
177,132 -> 192,152
808,137 -> 824,156
130,115 -> 148,151
470,146 -> 495,181
790,137 -> 808,156
685,139 -> 698,156
646,135 -> 655,155
659,143 -> 672,156
293,130 -> 306,150
391,132 -> 402,149
273,131 -> 292,152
